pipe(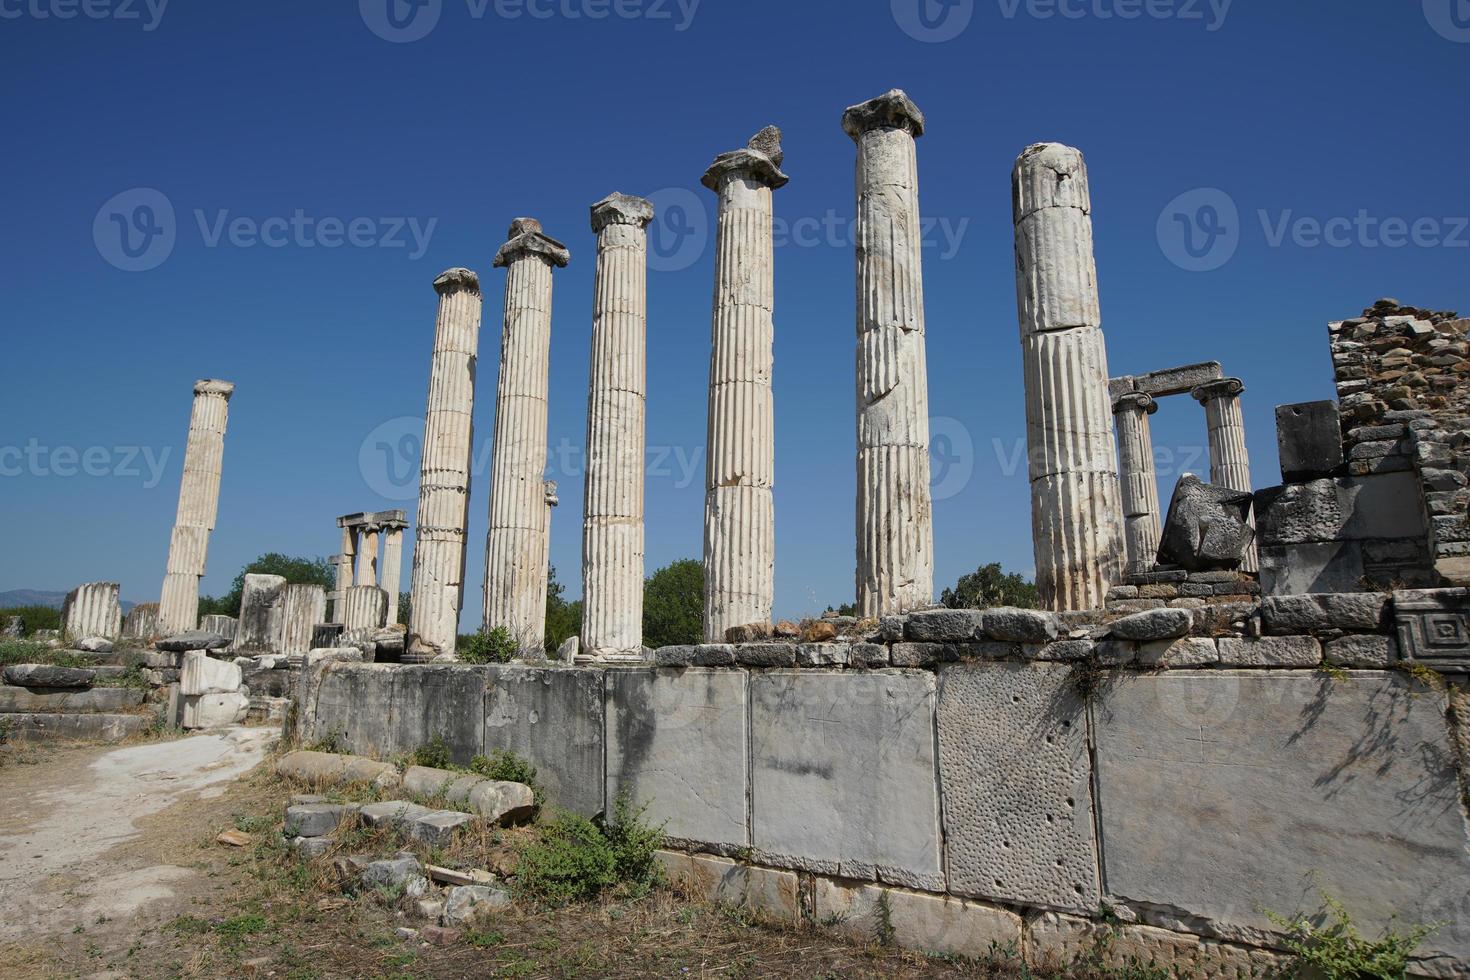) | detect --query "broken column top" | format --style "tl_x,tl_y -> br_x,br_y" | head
543,480 -> 559,507
337,509 -> 409,530
590,192 -> 655,233
433,267 -> 481,295
1192,377 -> 1246,403
701,126 -> 790,191
1012,142 -> 1090,223
842,88 -> 926,141
194,379 -> 235,398
493,217 -> 571,269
